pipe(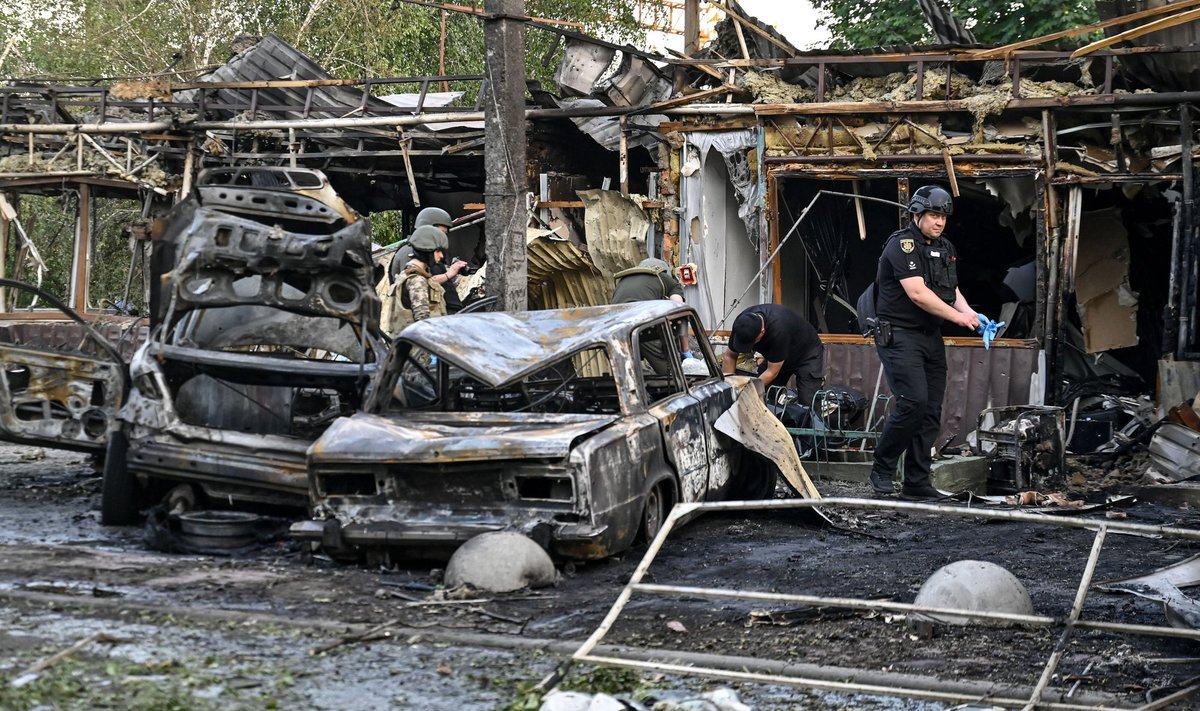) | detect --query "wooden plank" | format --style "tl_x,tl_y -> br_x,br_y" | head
1072,7 -> 1200,58
819,333 -> 1039,348
465,200 -> 665,210
708,0 -> 796,57
971,0 -> 1200,59
657,119 -> 757,134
